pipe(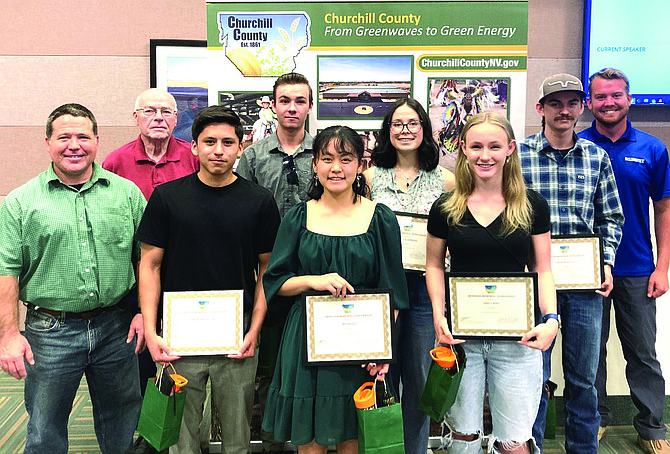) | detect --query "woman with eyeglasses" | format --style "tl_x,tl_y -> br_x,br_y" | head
262,126 -> 409,454
362,98 -> 455,454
